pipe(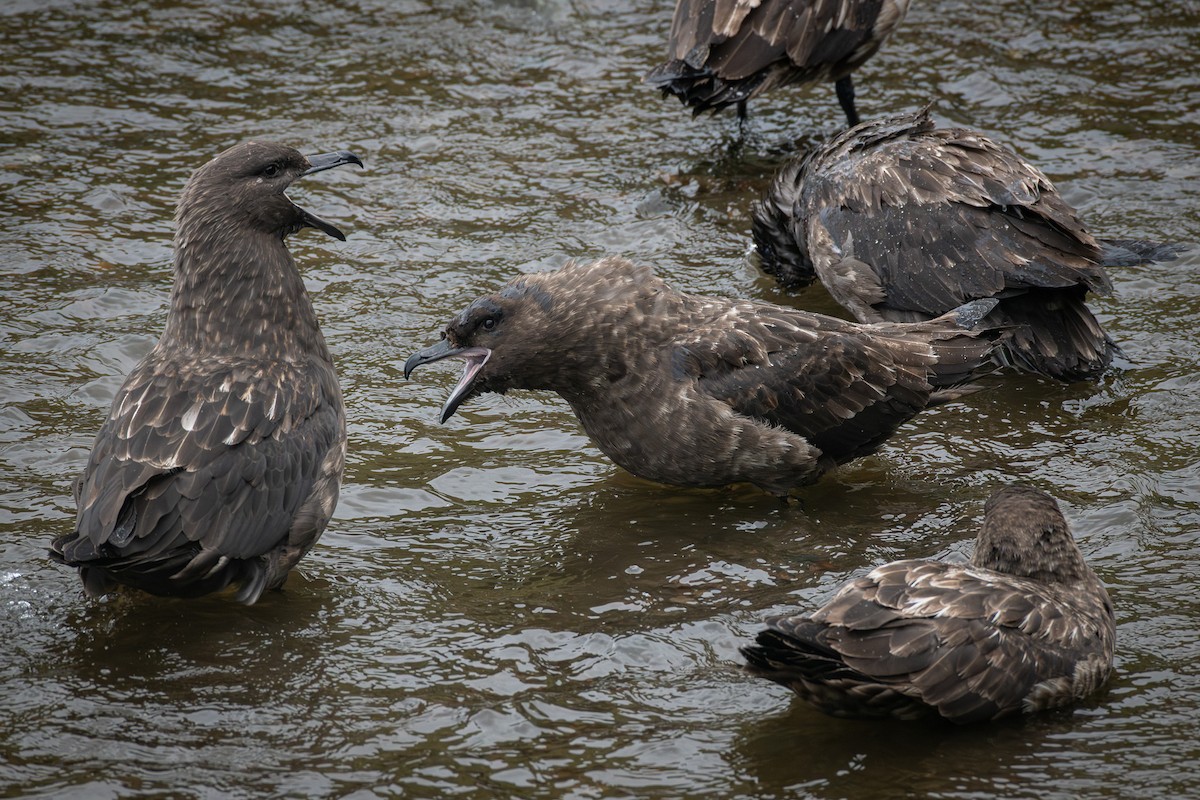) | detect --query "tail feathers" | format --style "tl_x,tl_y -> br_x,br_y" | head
742,626 -> 846,683
644,60 -> 764,115
743,626 -> 937,720
1099,237 -> 1185,267
881,290 -> 1115,382
50,530 -> 269,604
989,291 -> 1115,382
945,298 -> 1000,330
